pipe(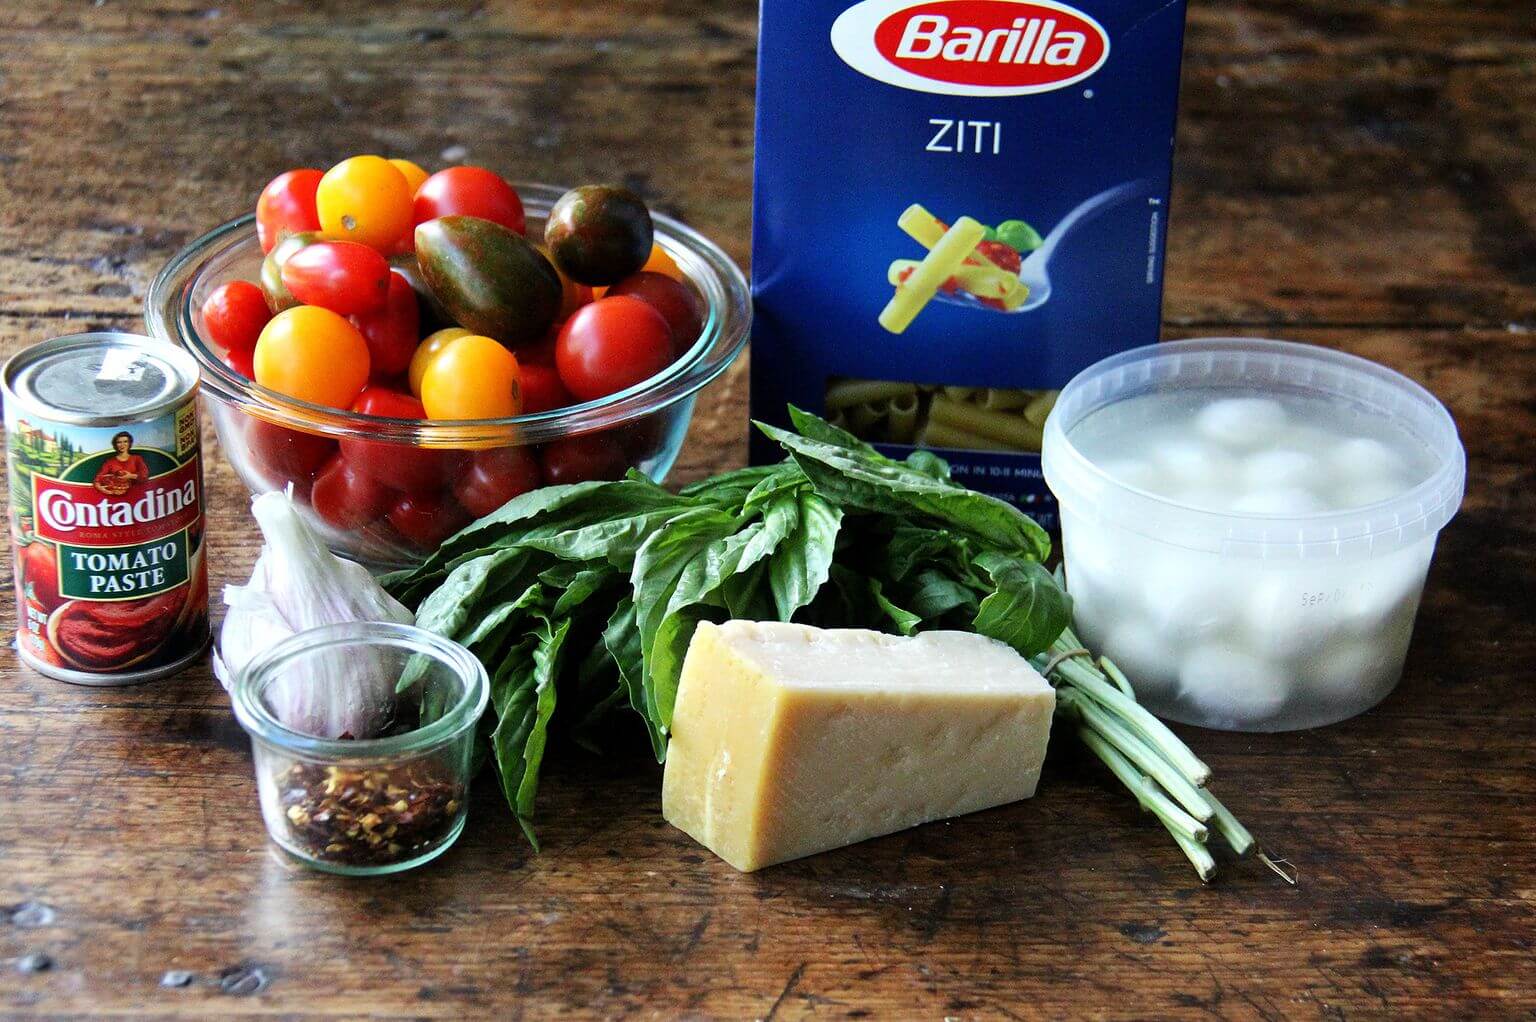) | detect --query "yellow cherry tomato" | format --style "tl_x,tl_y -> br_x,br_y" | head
408,326 -> 472,396
642,243 -> 683,281
388,158 -> 430,196
316,155 -> 413,251
420,335 -> 523,420
253,306 -> 370,409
